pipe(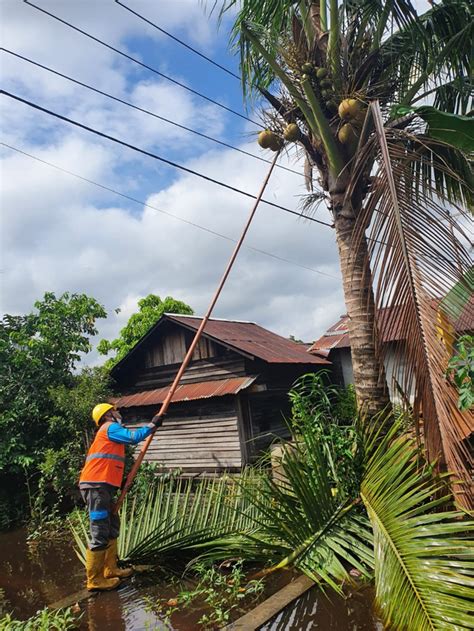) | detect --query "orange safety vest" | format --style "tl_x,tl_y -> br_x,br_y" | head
79,421 -> 125,488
